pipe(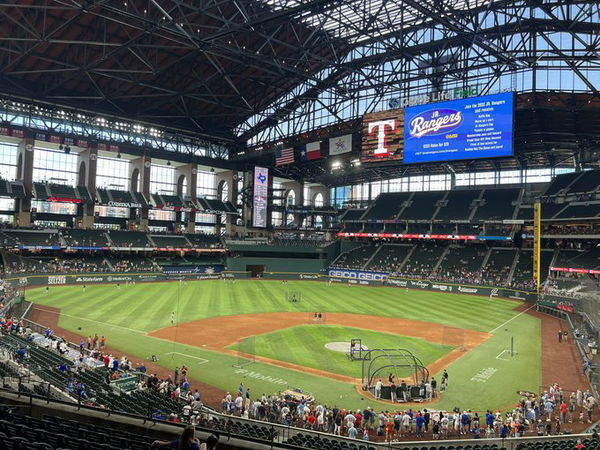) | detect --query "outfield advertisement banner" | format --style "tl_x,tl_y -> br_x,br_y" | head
326,269 -> 389,281
162,265 -> 224,275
